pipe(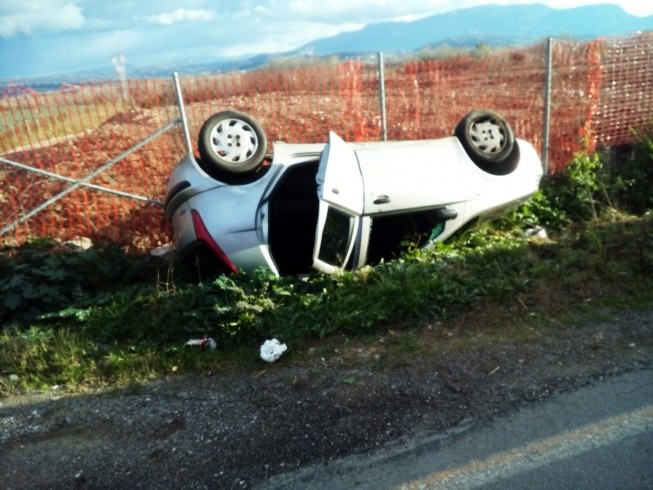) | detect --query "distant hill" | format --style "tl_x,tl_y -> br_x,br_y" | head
8,3 -> 652,88
292,3 -> 653,56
